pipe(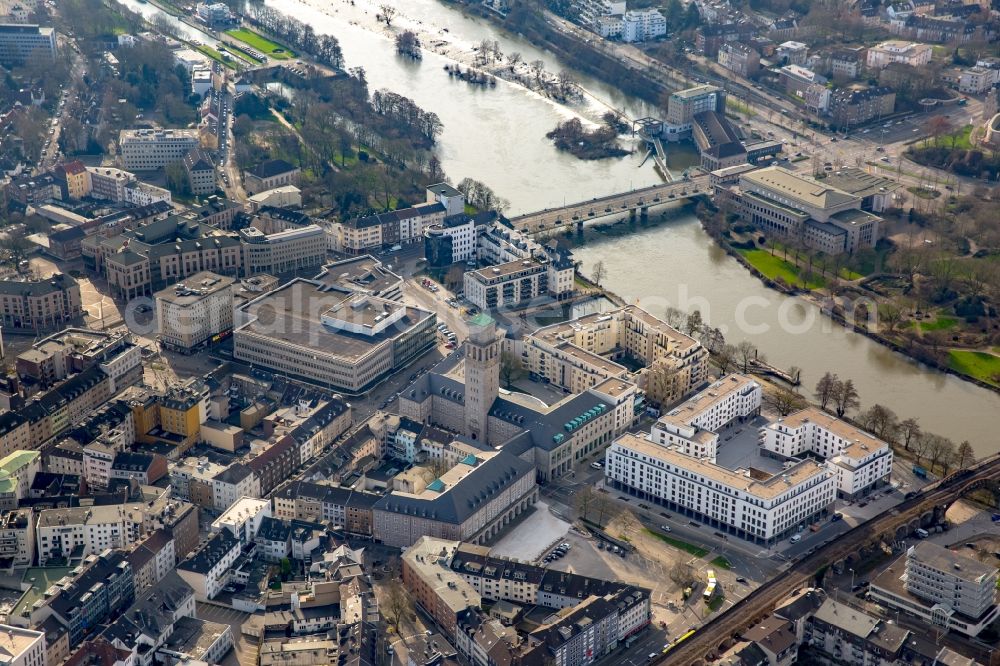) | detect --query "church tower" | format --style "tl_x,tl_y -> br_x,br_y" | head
464,314 -> 500,442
